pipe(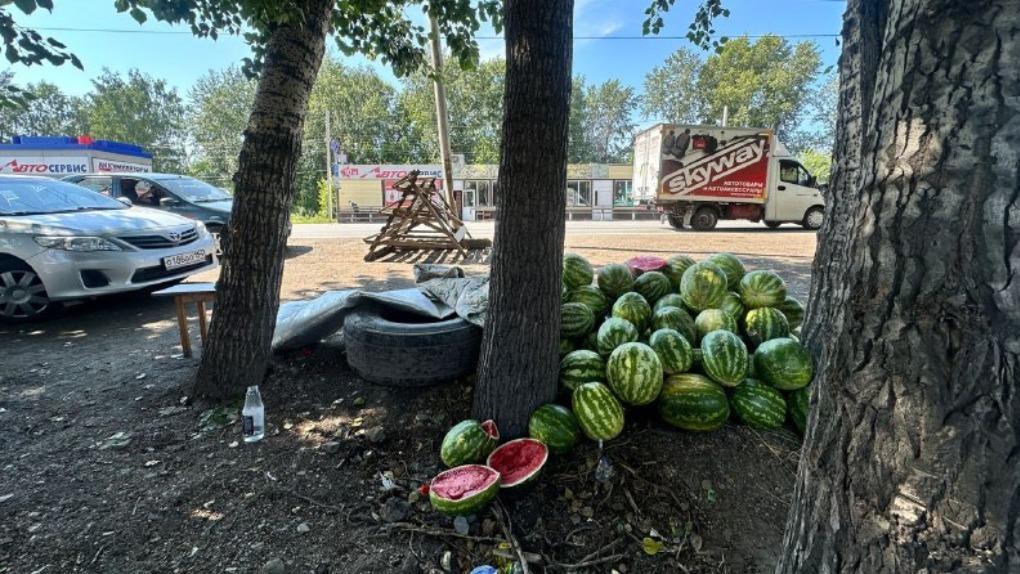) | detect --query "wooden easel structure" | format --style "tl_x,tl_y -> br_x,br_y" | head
363,170 -> 486,262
